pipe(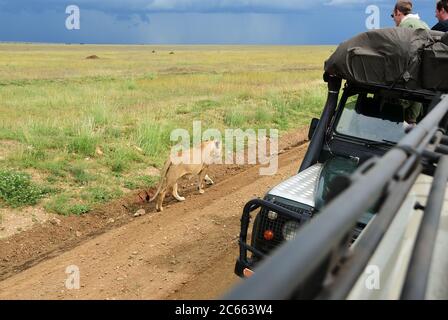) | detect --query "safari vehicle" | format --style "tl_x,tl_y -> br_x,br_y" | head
231,28 -> 448,299
234,76 -> 437,276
